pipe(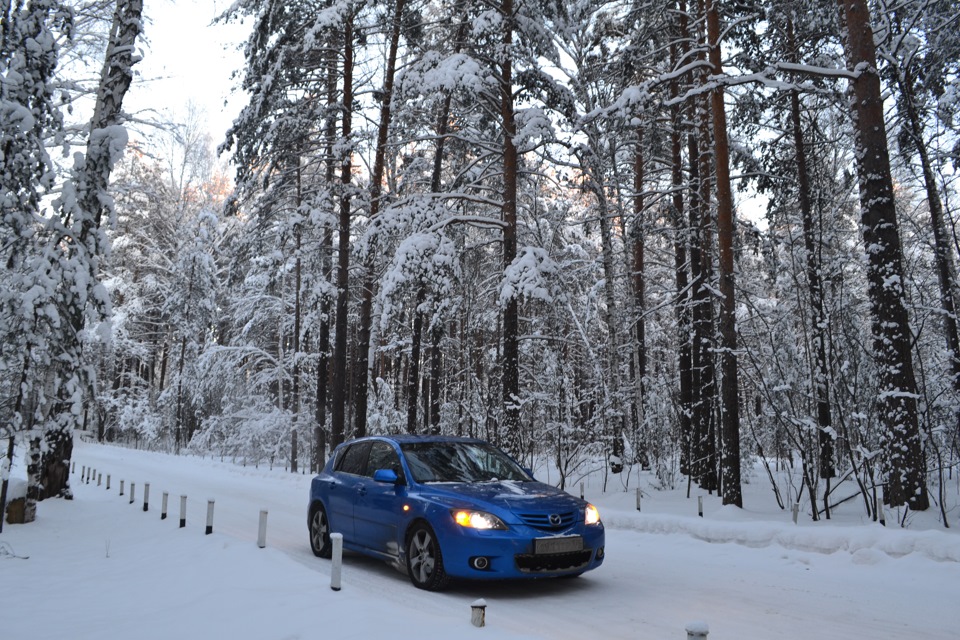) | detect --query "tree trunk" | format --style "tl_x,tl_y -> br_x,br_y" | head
24,437 -> 41,522
785,17 -> 833,518
331,15 -> 355,449
671,0 -> 694,477
37,0 -> 143,501
897,67 -> 960,399
706,0 -> 742,507
688,126 -> 718,492
0,350 -> 31,530
315,306 -> 329,469
500,0 -> 521,454
404,16 -> 465,436
407,288 -> 426,433
314,38 -> 339,471
429,323 -> 442,433
0,436 -> 15,532
838,0 -> 928,510
681,0 -> 718,492
595,176 -> 624,472
175,313 -> 189,451
354,0 -> 406,436
291,170 -> 302,474
632,125 -> 647,467
899,67 -> 960,481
